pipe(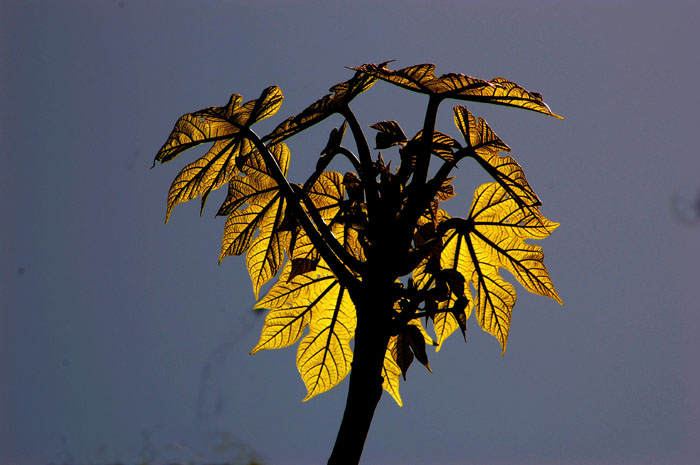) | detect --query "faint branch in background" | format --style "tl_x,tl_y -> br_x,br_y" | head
51,433 -> 74,465
196,307 -> 264,420
49,428 -> 264,465
671,189 -> 700,225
